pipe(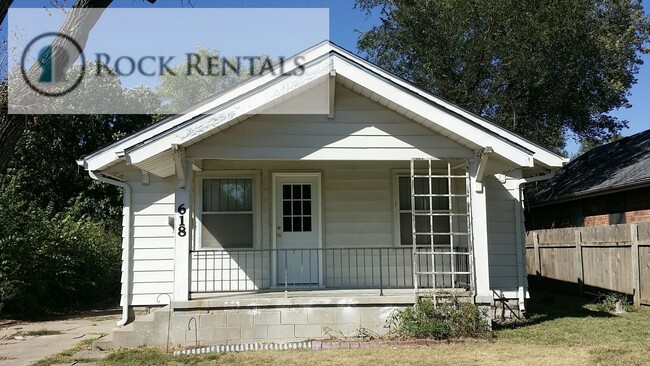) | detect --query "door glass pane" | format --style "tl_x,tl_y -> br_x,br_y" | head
303,217 -> 312,231
303,184 -> 311,199
281,183 -> 313,233
292,184 -> 301,199
283,184 -> 291,199
292,200 -> 301,215
293,217 -> 302,231
283,217 -> 292,232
